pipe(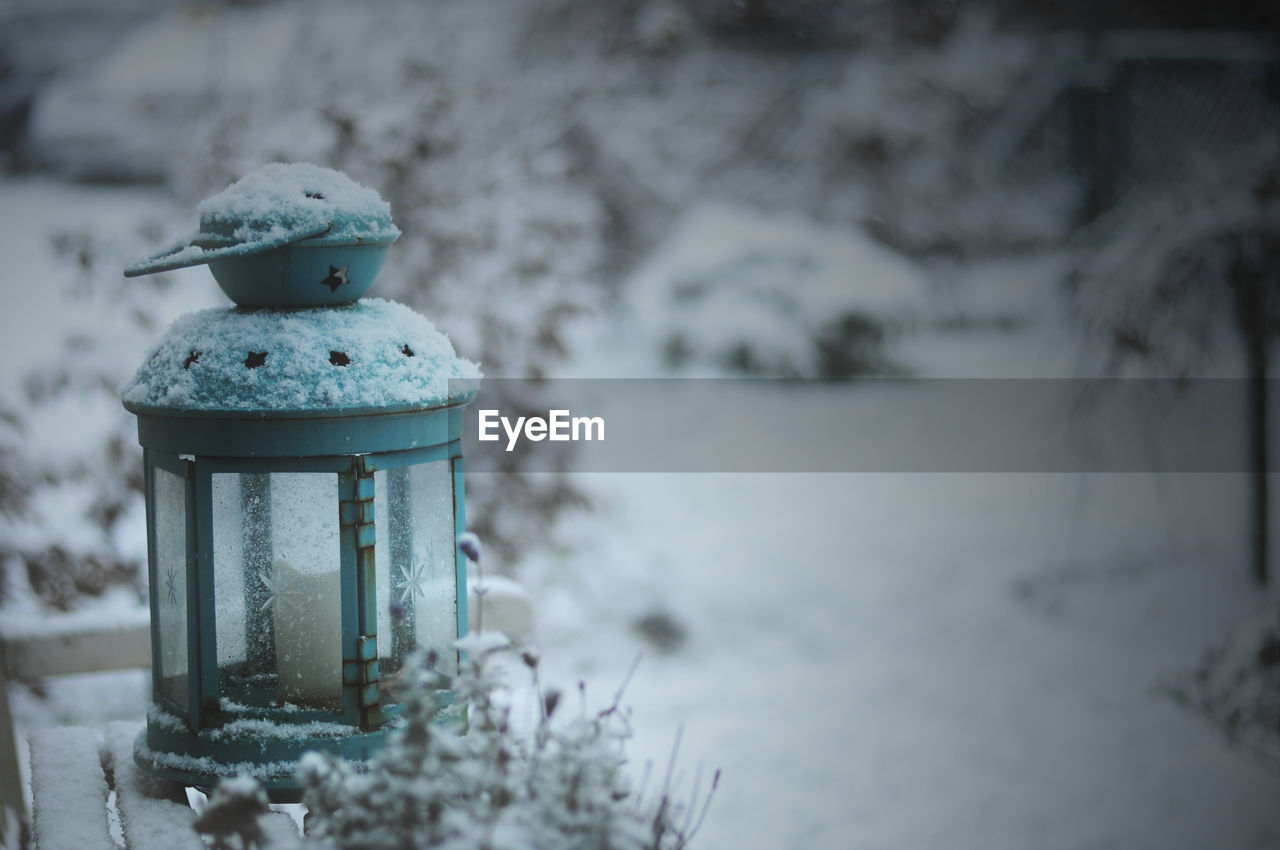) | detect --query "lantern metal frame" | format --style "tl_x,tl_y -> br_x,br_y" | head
127,398 -> 473,798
